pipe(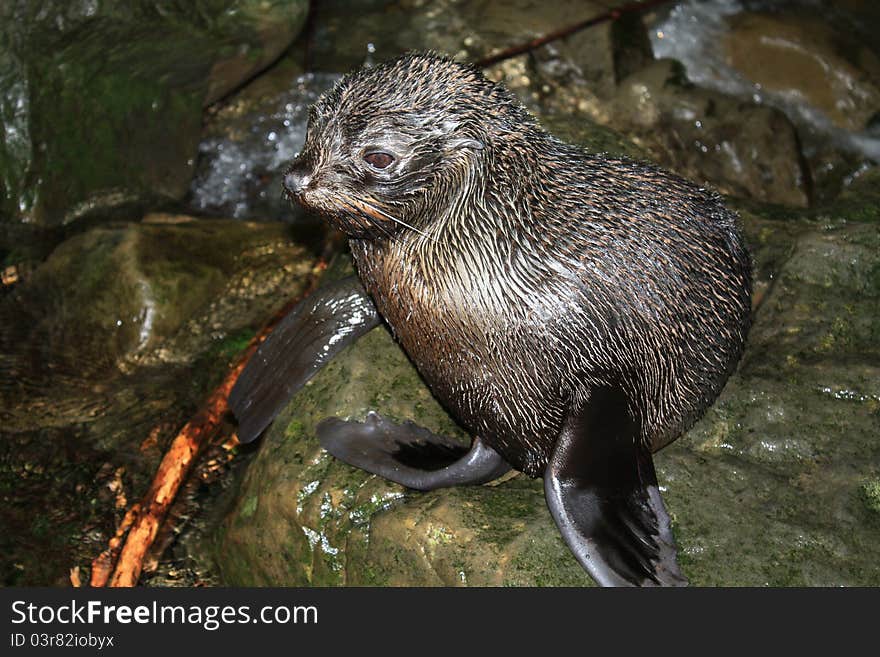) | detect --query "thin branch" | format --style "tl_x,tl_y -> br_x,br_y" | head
474,0 -> 672,68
